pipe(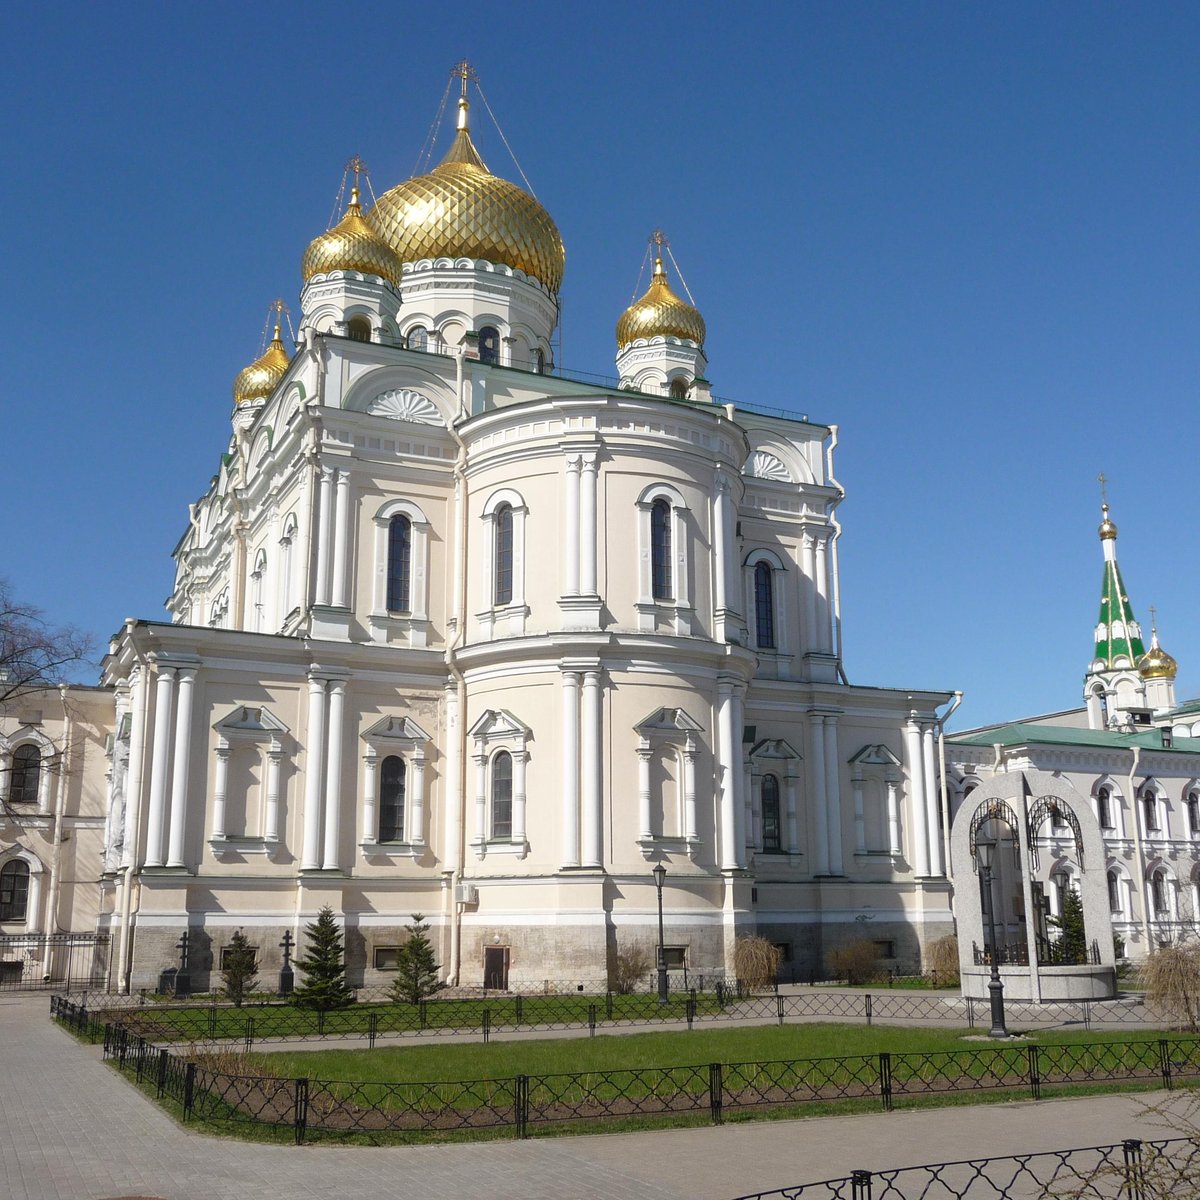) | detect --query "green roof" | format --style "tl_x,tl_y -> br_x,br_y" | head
1093,555 -> 1144,669
949,721 -> 1200,755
